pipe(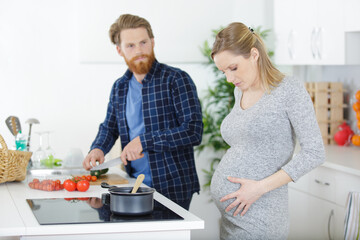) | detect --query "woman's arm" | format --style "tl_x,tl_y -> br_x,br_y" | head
220,169 -> 292,216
